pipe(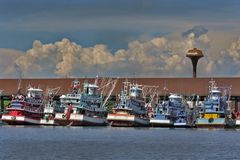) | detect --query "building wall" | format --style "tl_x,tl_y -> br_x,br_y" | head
0,77 -> 239,111
0,77 -> 239,96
